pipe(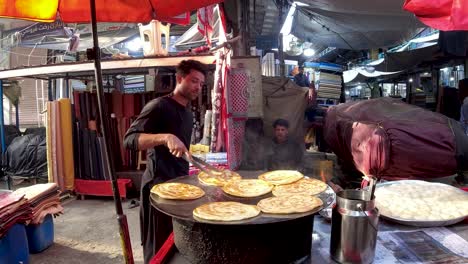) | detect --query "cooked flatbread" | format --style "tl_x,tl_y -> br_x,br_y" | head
198,169 -> 242,186
272,178 -> 327,196
257,195 -> 323,214
258,170 -> 304,185
151,183 -> 205,200
222,179 -> 273,197
193,202 -> 260,221
375,182 -> 468,221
